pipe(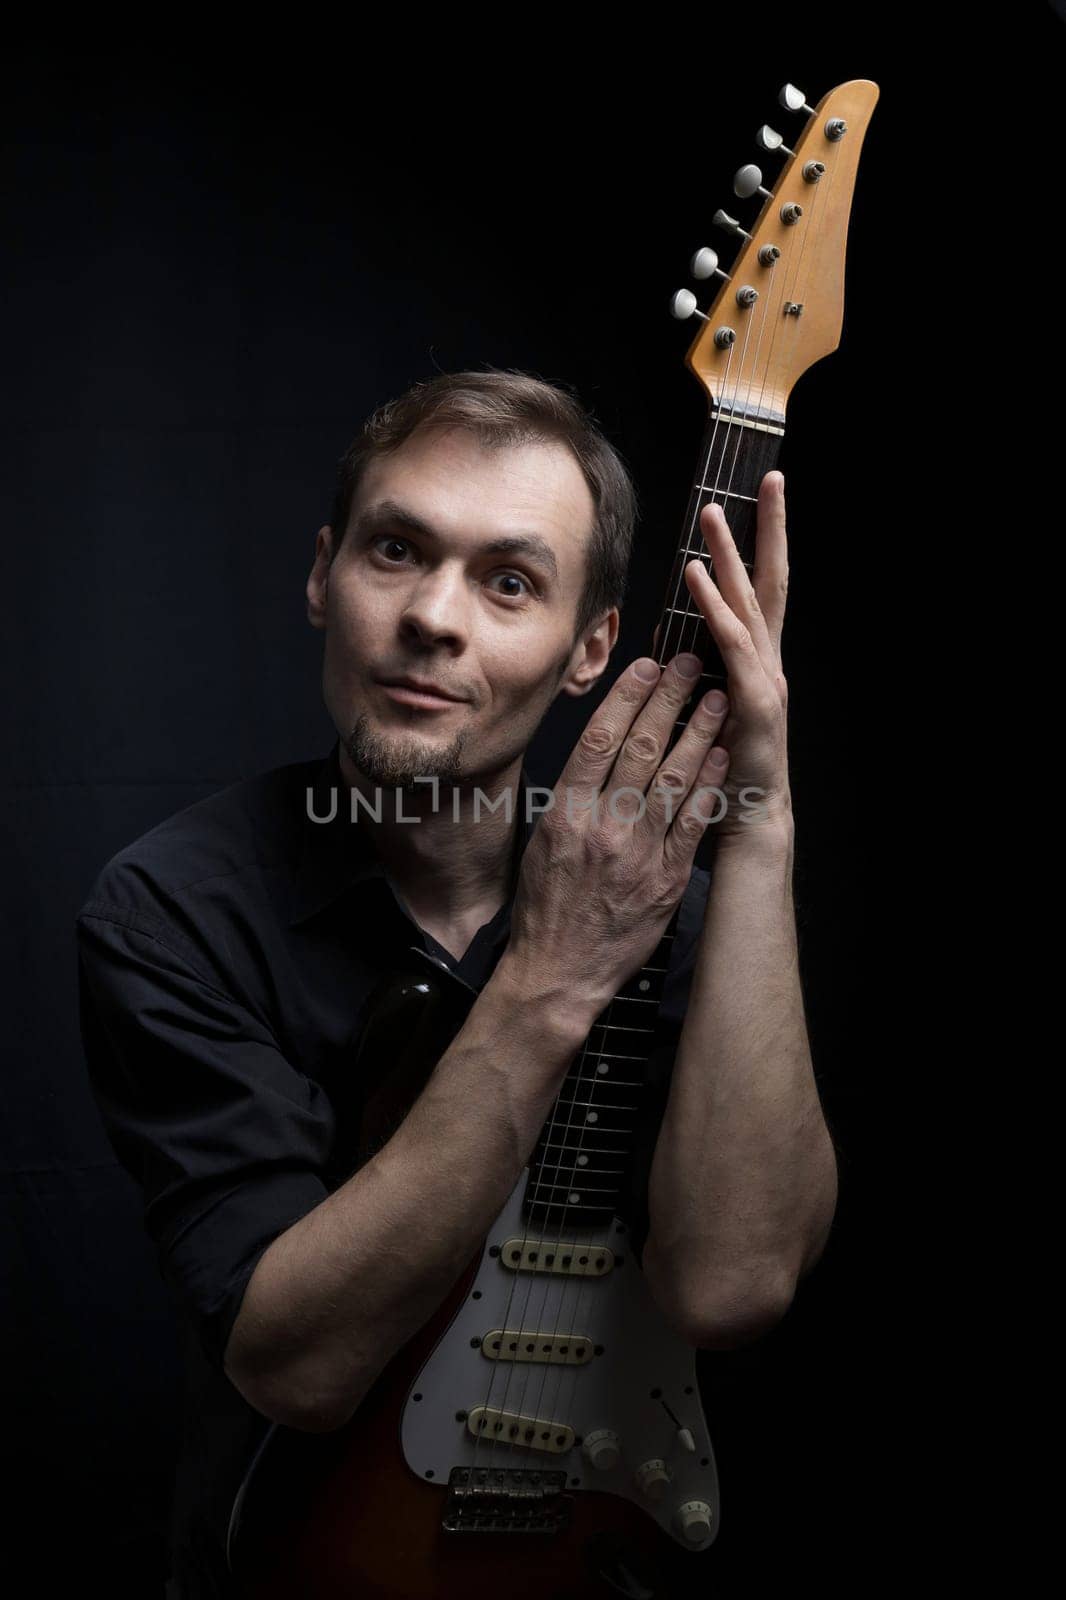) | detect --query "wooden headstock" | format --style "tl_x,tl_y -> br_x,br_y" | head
679,78 -> 880,417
